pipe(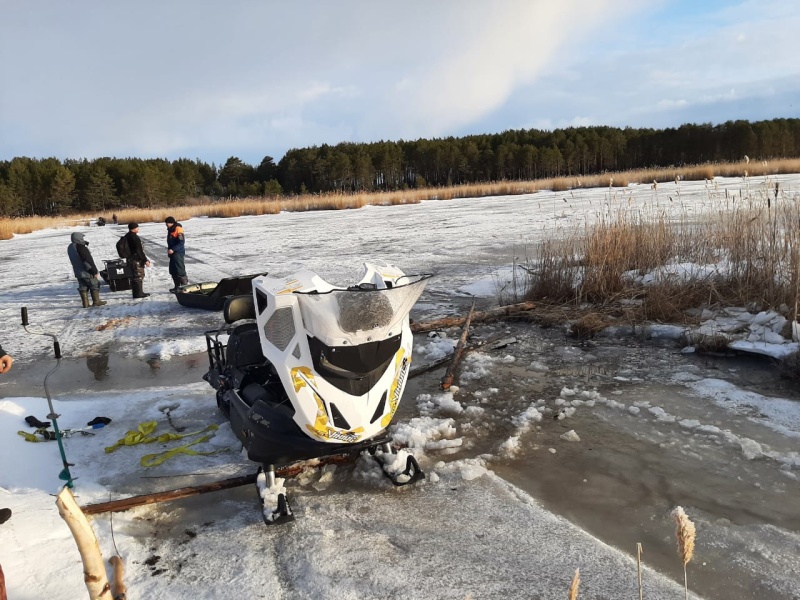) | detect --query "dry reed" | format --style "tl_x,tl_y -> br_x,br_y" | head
672,506 -> 696,600
636,543 -> 643,600
568,568 -> 580,600
526,181 -> 800,317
